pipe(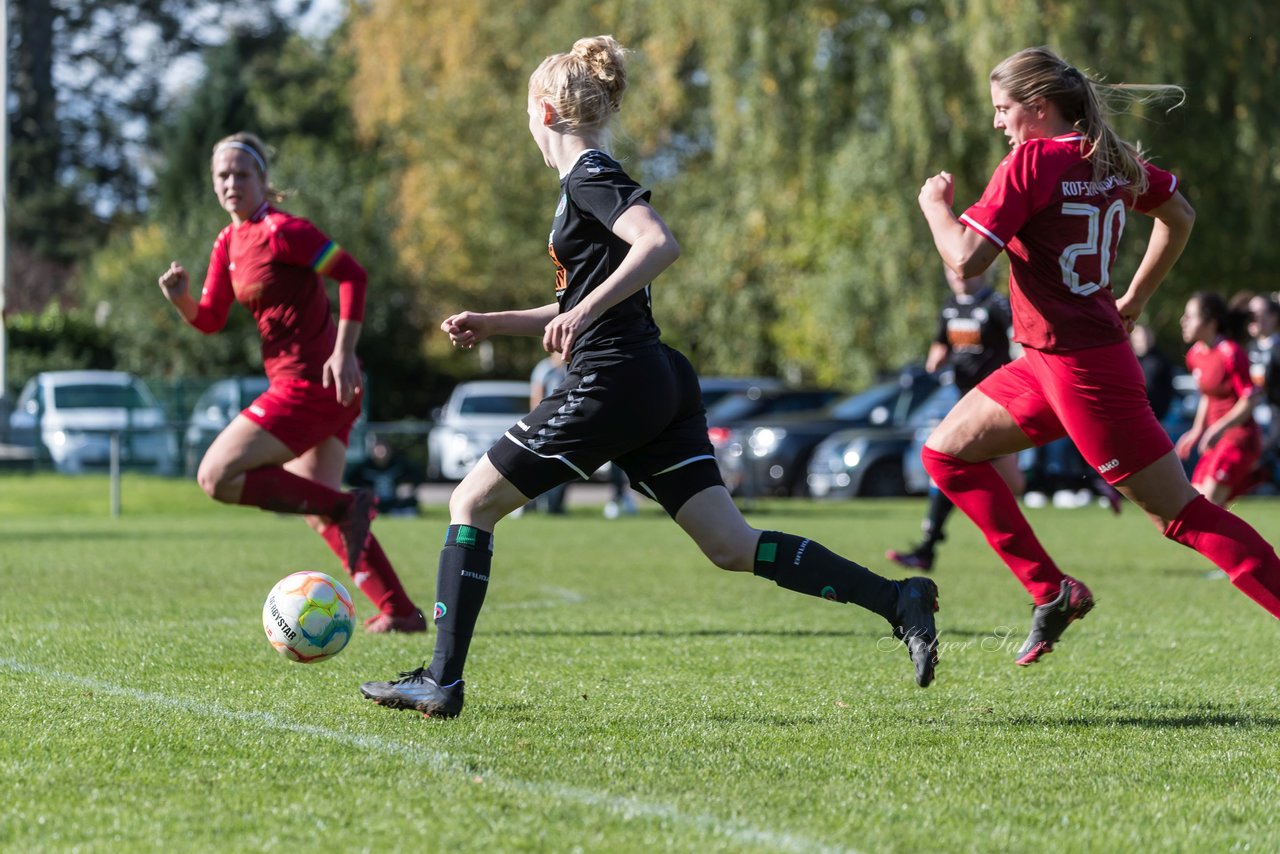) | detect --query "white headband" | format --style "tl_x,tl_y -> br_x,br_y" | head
215,141 -> 267,175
